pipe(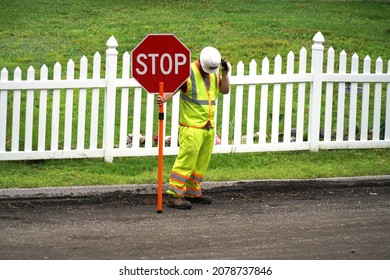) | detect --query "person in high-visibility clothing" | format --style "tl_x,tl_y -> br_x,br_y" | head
157,47 -> 230,209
